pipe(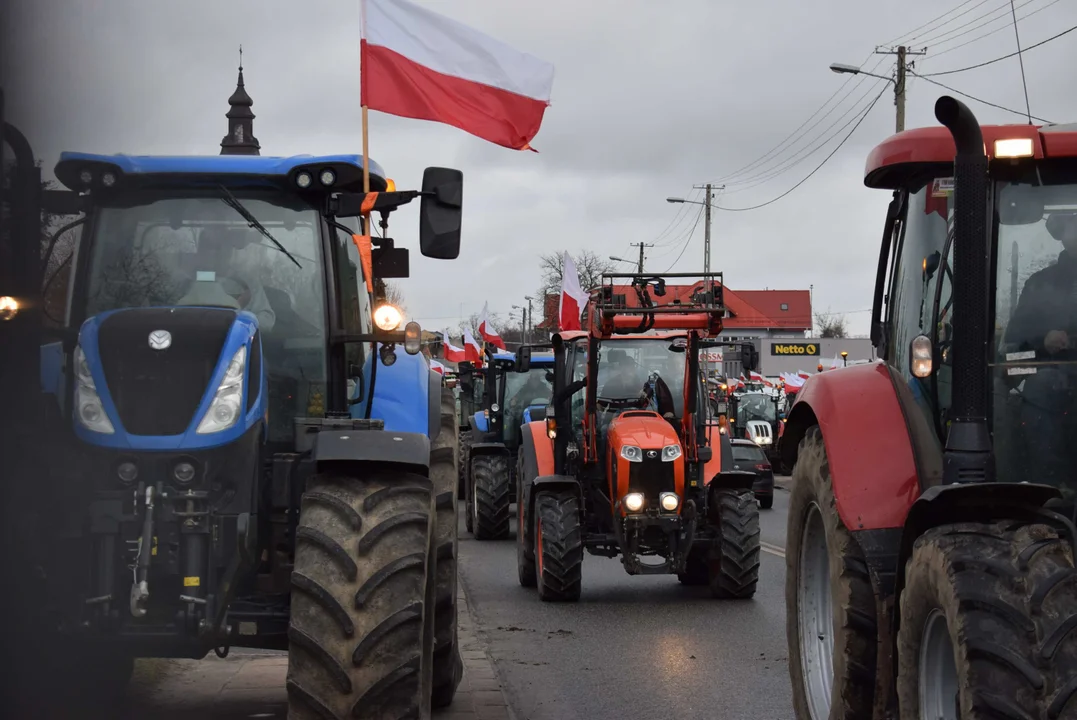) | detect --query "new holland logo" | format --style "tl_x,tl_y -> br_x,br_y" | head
148,330 -> 172,350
